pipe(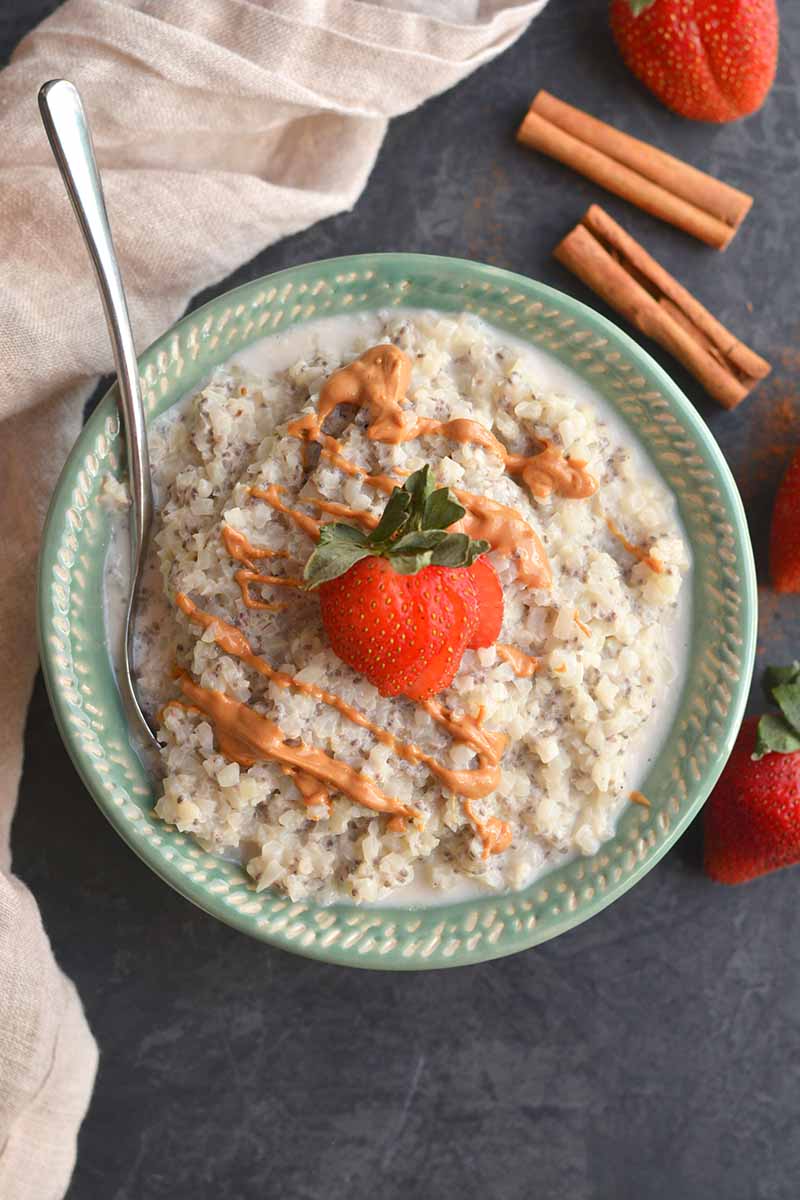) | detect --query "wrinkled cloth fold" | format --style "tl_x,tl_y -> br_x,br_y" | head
0,1 -> 547,1195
